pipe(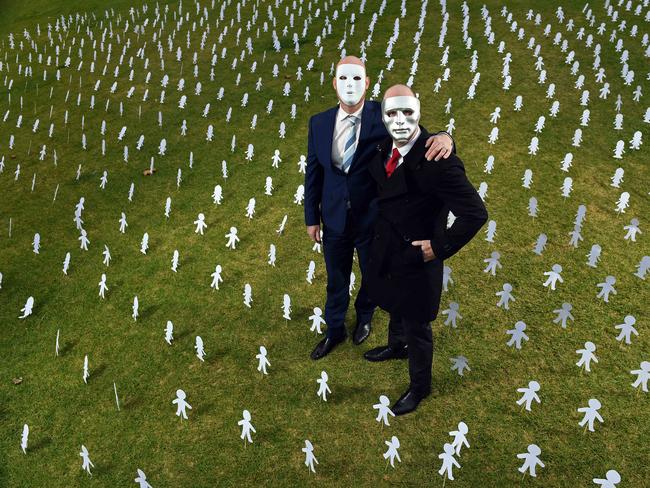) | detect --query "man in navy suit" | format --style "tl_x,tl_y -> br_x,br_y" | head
304,56 -> 454,360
